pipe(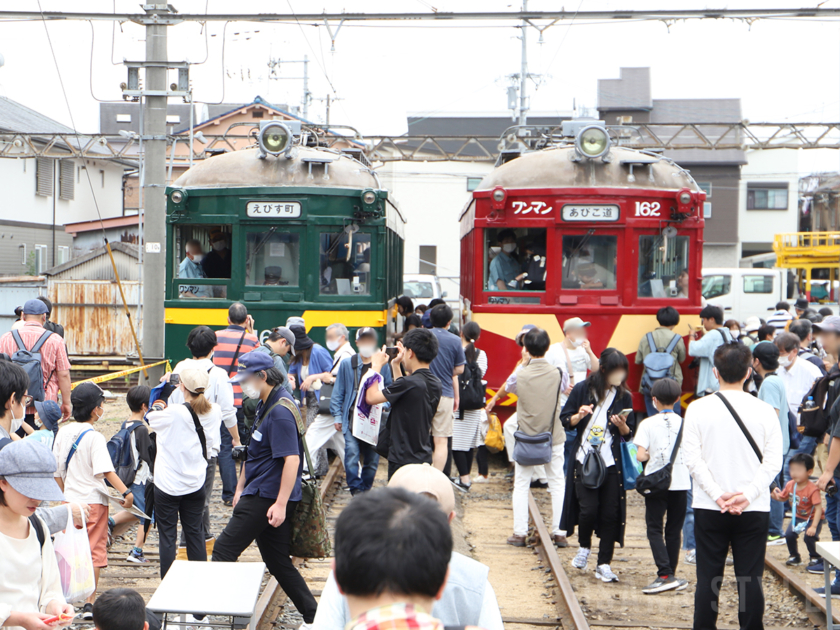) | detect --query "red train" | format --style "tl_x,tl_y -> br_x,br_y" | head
459,123 -> 706,415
